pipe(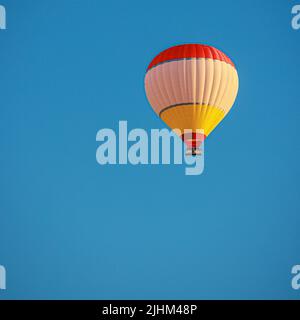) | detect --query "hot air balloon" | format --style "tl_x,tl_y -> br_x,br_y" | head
144,44 -> 239,155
